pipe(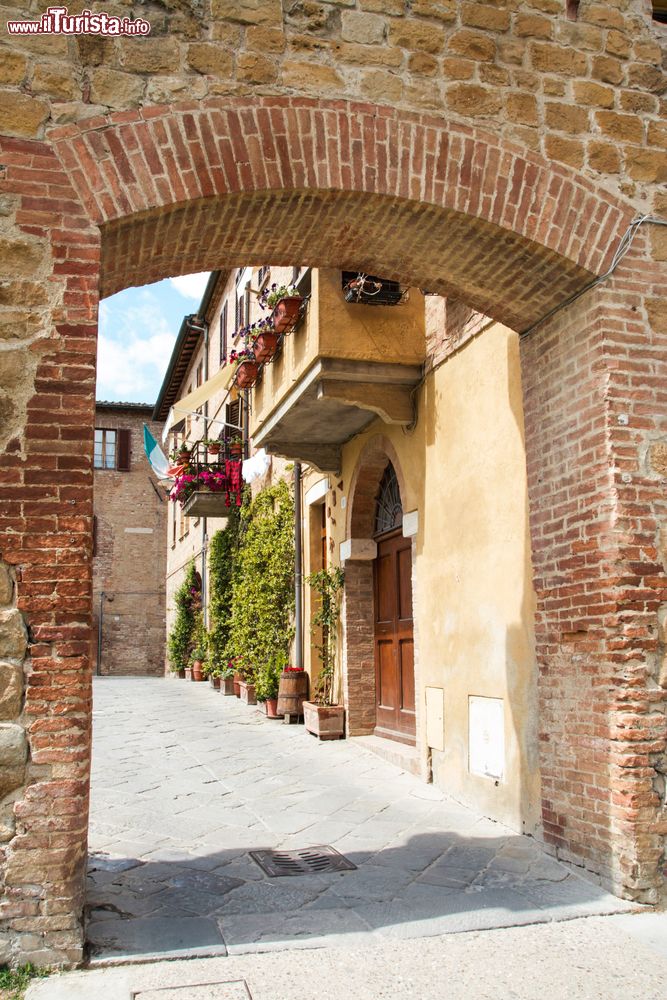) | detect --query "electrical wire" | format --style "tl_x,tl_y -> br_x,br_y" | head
520,215 -> 667,338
